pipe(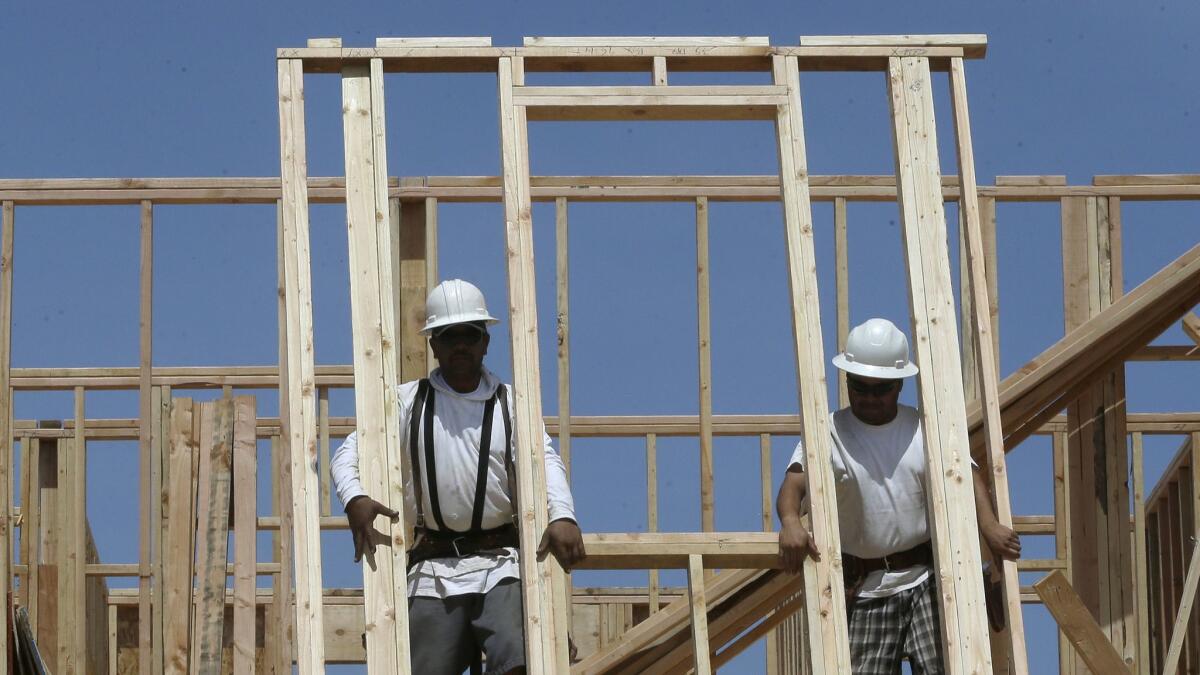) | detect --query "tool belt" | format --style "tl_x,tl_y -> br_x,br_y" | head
842,540 -> 933,602
408,524 -> 520,568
